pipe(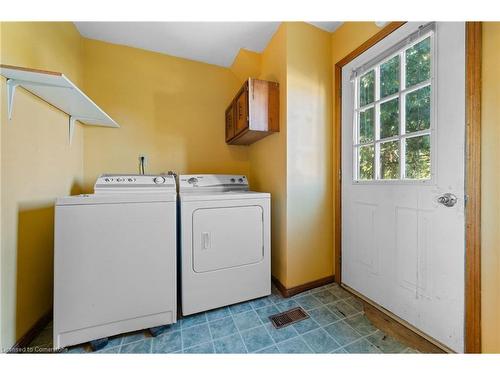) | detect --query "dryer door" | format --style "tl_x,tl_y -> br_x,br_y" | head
192,205 -> 264,272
